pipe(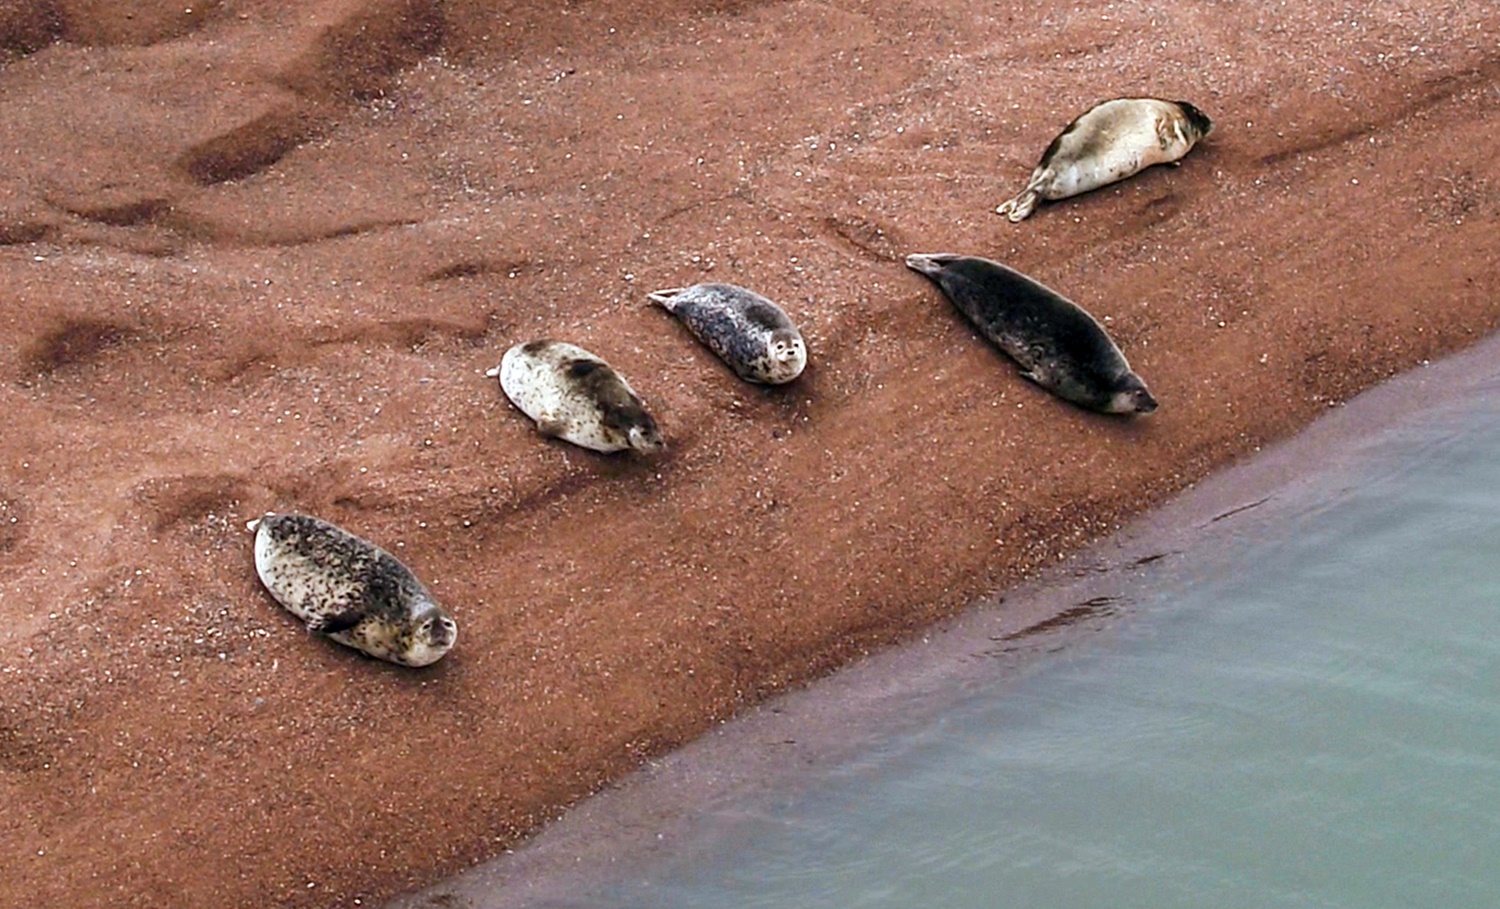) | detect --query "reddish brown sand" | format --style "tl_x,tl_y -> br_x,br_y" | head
1,1 -> 1497,906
